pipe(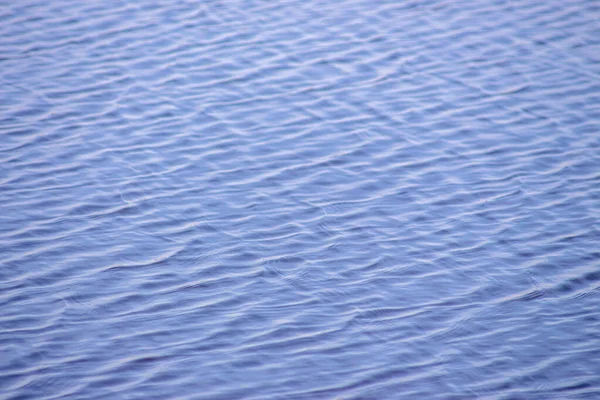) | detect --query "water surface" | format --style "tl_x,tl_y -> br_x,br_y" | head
1,0 -> 599,399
